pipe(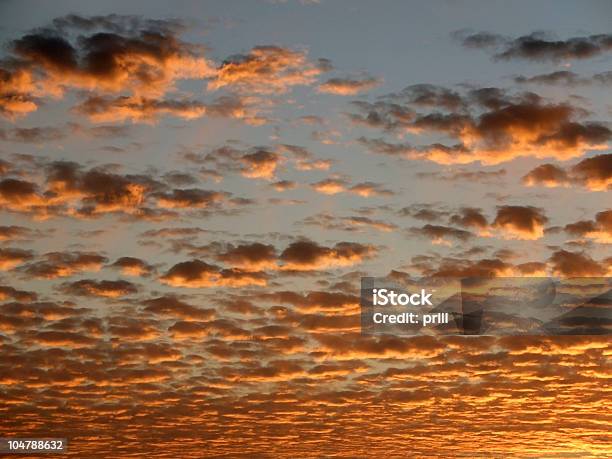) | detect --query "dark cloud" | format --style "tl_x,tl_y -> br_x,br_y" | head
110,257 -> 155,276
279,239 -> 376,271
523,154 -> 611,191
354,87 -> 611,164
564,210 -> 612,243
515,71 -> 585,86
0,15 -> 213,120
408,224 -> 474,246
548,250 -> 609,276
398,204 -> 450,222
74,96 -> 206,123
413,255 -> 513,278
492,206 -> 548,240
453,30 -> 506,49
60,279 -> 138,297
216,243 -> 277,270
271,180 -> 297,191
449,208 -> 488,230
142,295 -> 214,320
522,163 -> 570,188
0,225 -> 38,241
160,259 -> 267,288
0,285 -> 37,302
301,212 -> 397,233
457,31 -> 612,61
0,247 -> 34,270
153,188 -> 228,209
395,84 -> 464,110
416,168 -> 506,183
21,251 -> 108,278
